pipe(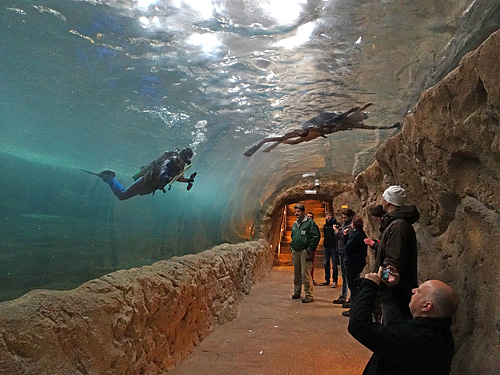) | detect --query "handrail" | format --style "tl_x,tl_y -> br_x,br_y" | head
277,206 -> 287,260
